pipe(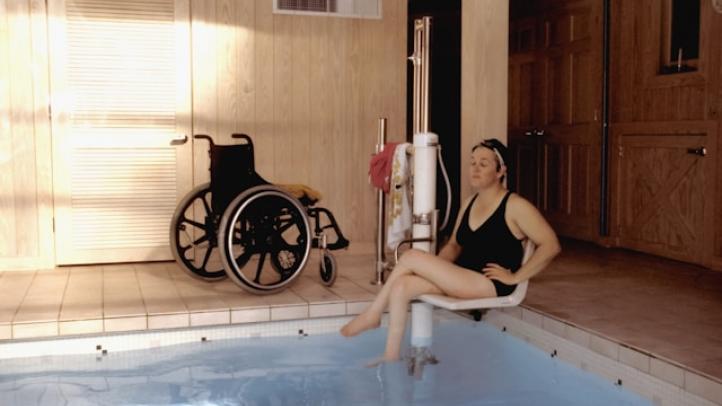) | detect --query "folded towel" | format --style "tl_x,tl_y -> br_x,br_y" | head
278,184 -> 322,206
387,142 -> 412,249
369,142 -> 399,193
